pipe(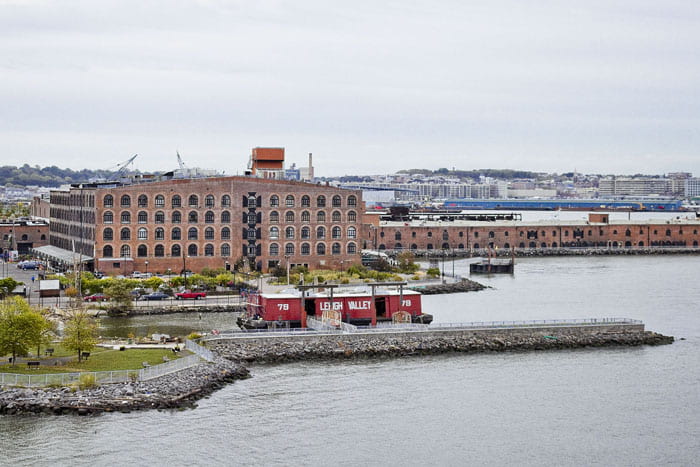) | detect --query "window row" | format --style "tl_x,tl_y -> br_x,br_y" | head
269,210 -> 356,223
104,194 -> 232,209
268,194 -> 357,208
268,226 -> 356,240
268,242 -> 357,256
103,243 -> 232,258
103,210 -> 231,224
103,227 -> 232,241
